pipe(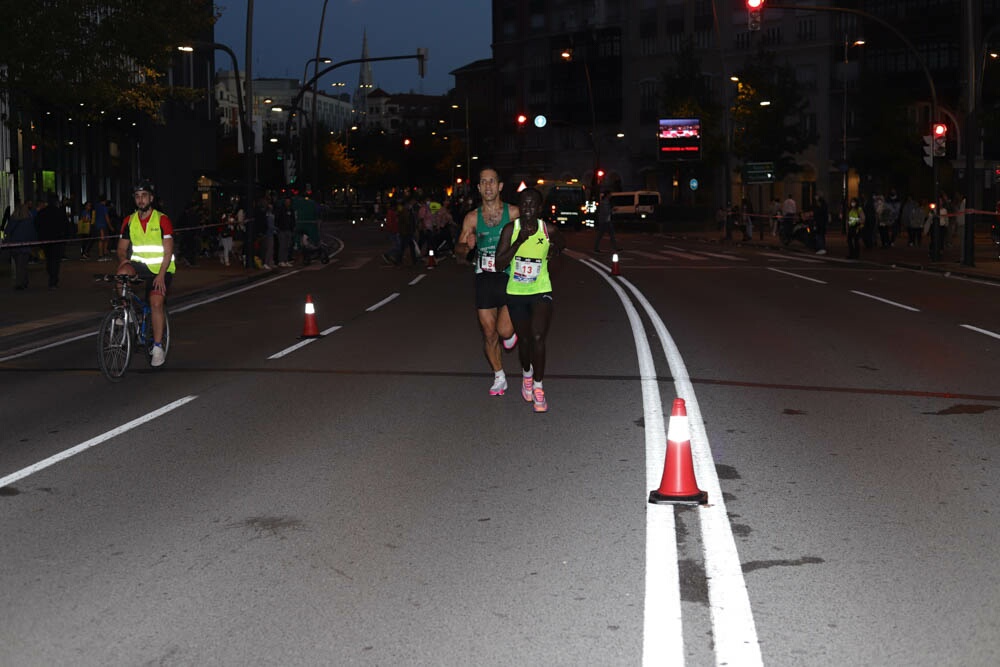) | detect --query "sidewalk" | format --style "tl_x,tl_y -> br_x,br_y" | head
668,224 -> 1000,283
0,246 -> 274,358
